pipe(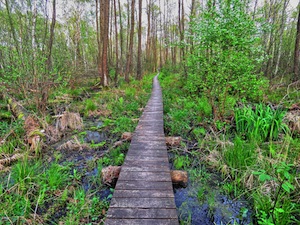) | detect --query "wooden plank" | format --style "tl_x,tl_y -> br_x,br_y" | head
112,189 -> 174,198
109,197 -> 176,208
125,155 -> 169,162
118,171 -> 171,181
106,208 -> 178,219
130,142 -> 167,148
105,218 -> 178,225
129,146 -> 167,151
131,137 -> 166,142
115,180 -> 173,190
122,160 -> 169,168
121,166 -> 170,172
126,151 -> 168,157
